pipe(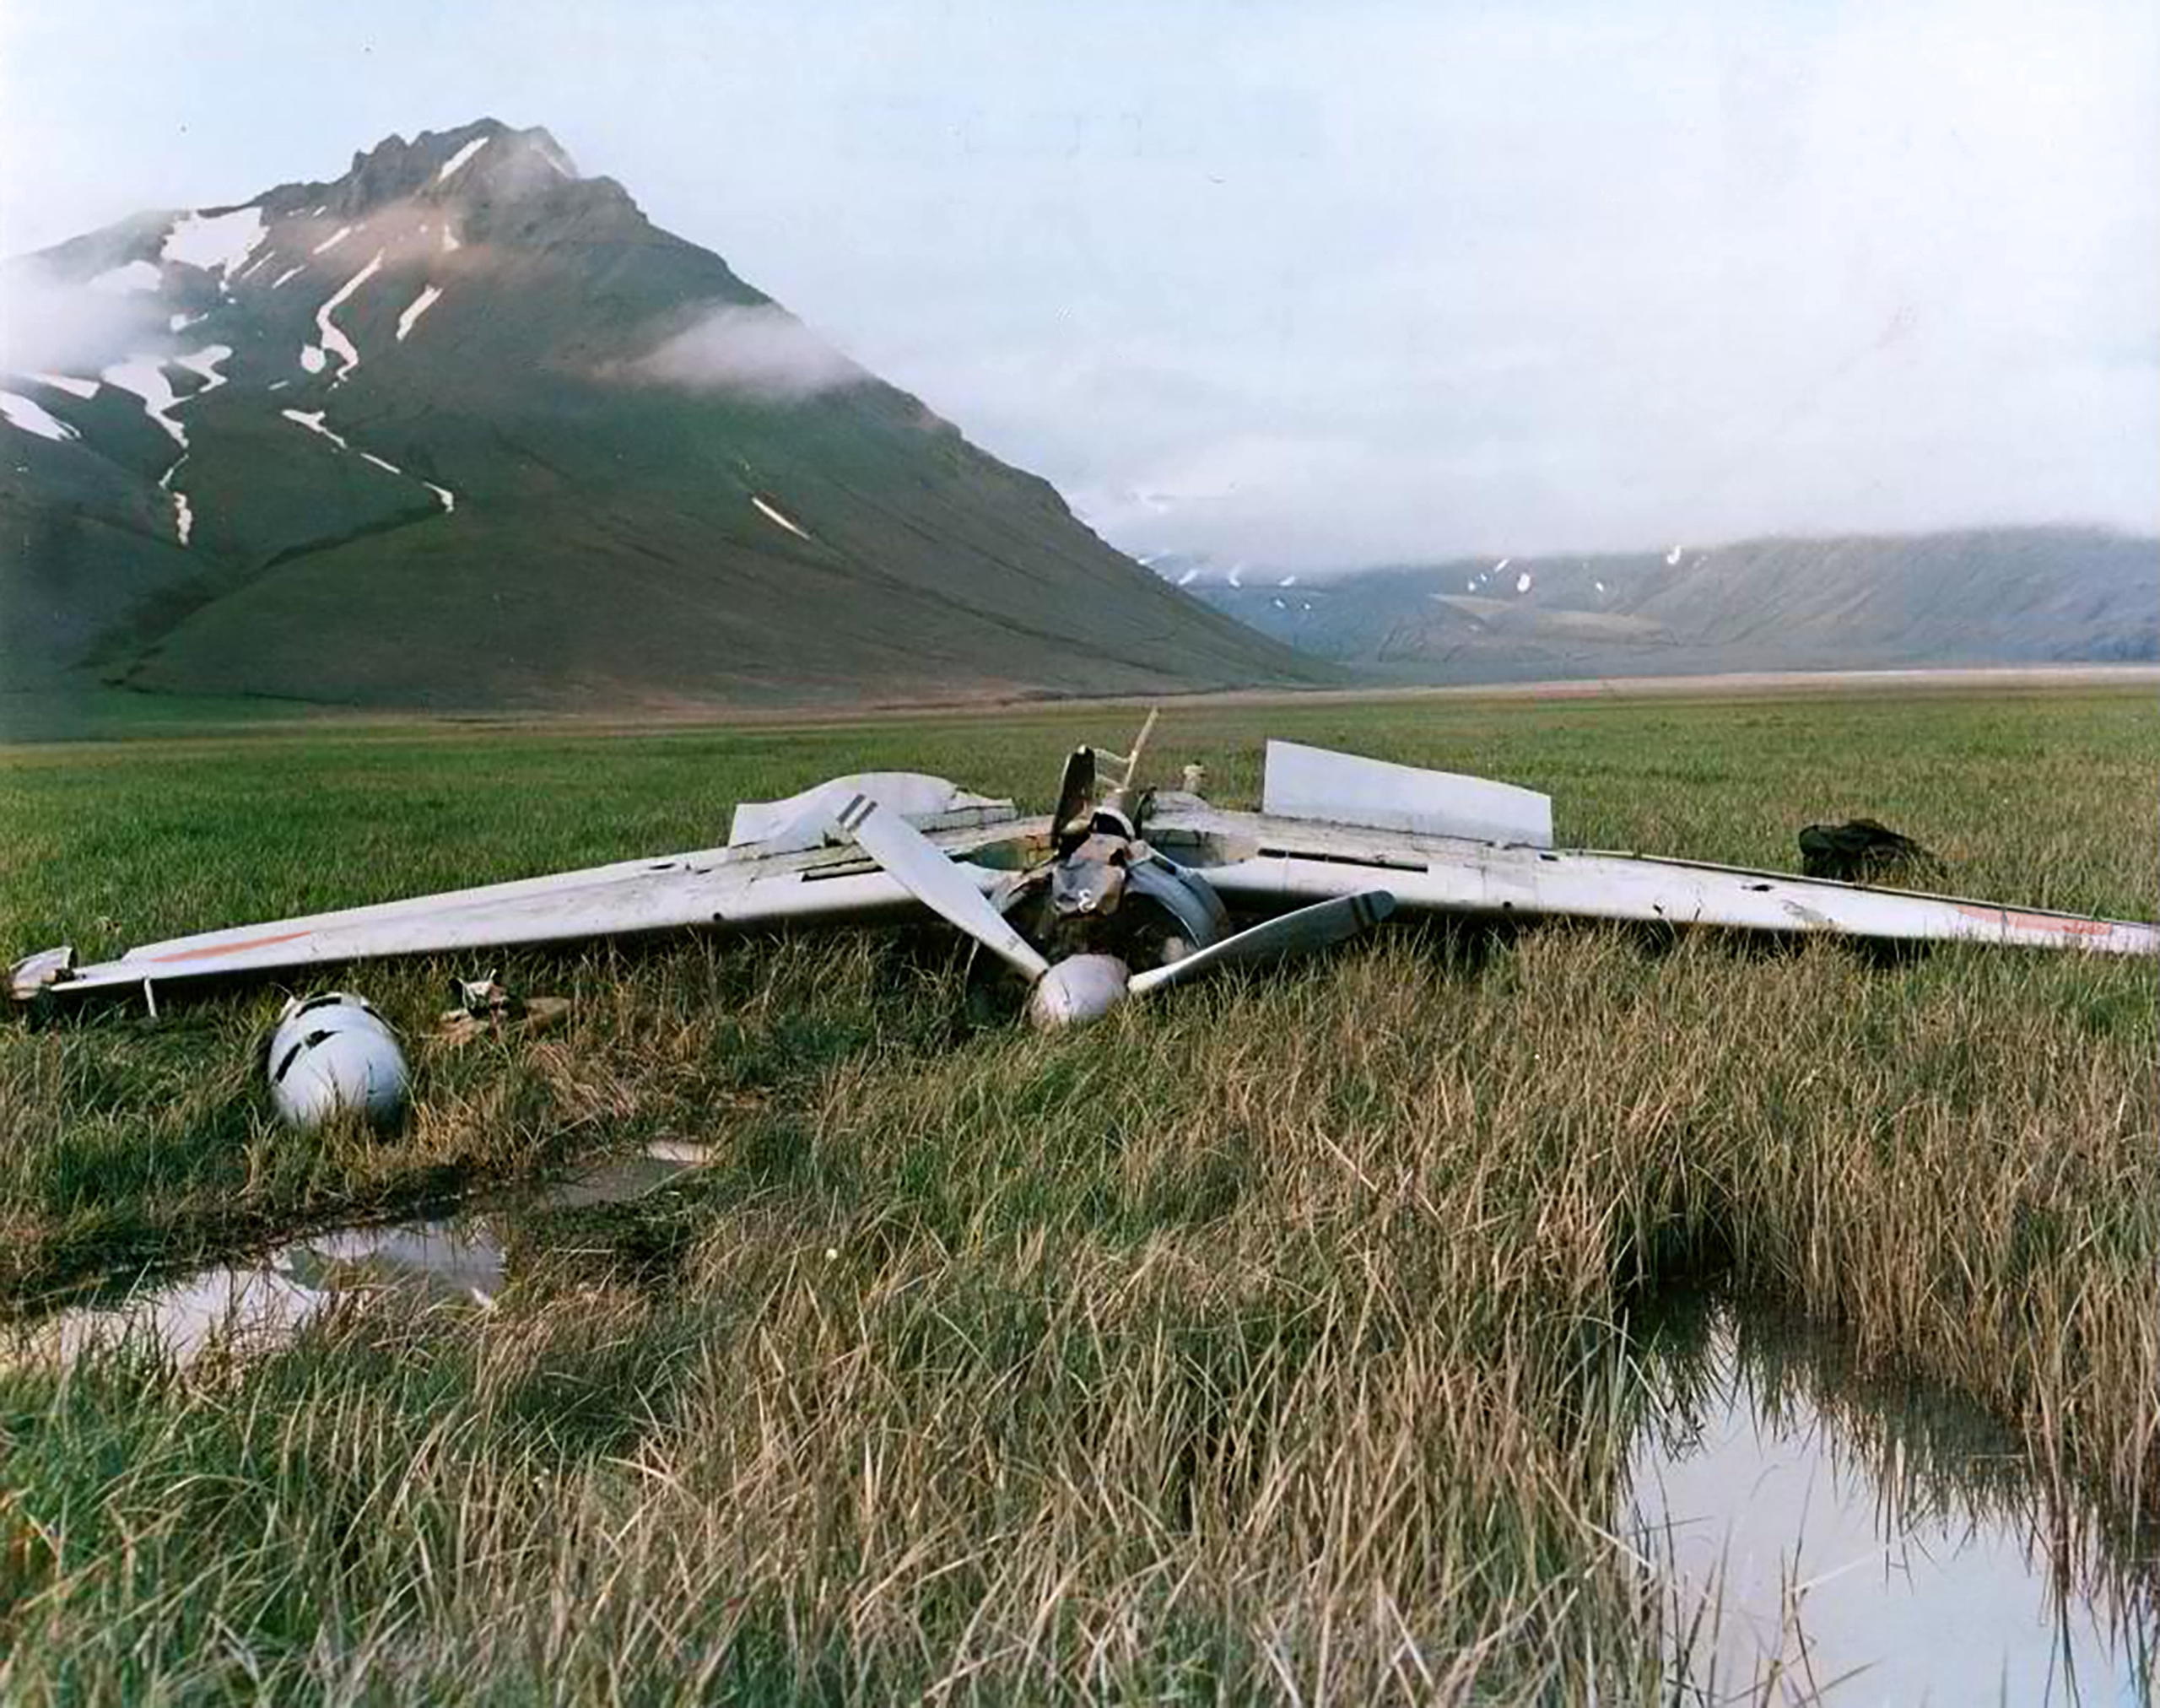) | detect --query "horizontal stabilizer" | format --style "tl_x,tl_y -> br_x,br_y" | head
1261,741 -> 1552,847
